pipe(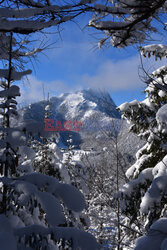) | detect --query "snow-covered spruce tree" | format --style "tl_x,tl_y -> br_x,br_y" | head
33,136 -> 63,178
63,135 -> 88,193
132,98 -> 167,250
32,100 -> 62,178
117,46 -> 167,248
